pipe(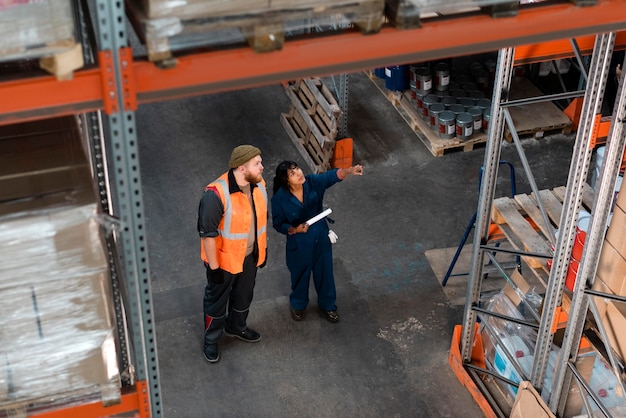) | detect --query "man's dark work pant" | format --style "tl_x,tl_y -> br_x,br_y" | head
203,254 -> 257,347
